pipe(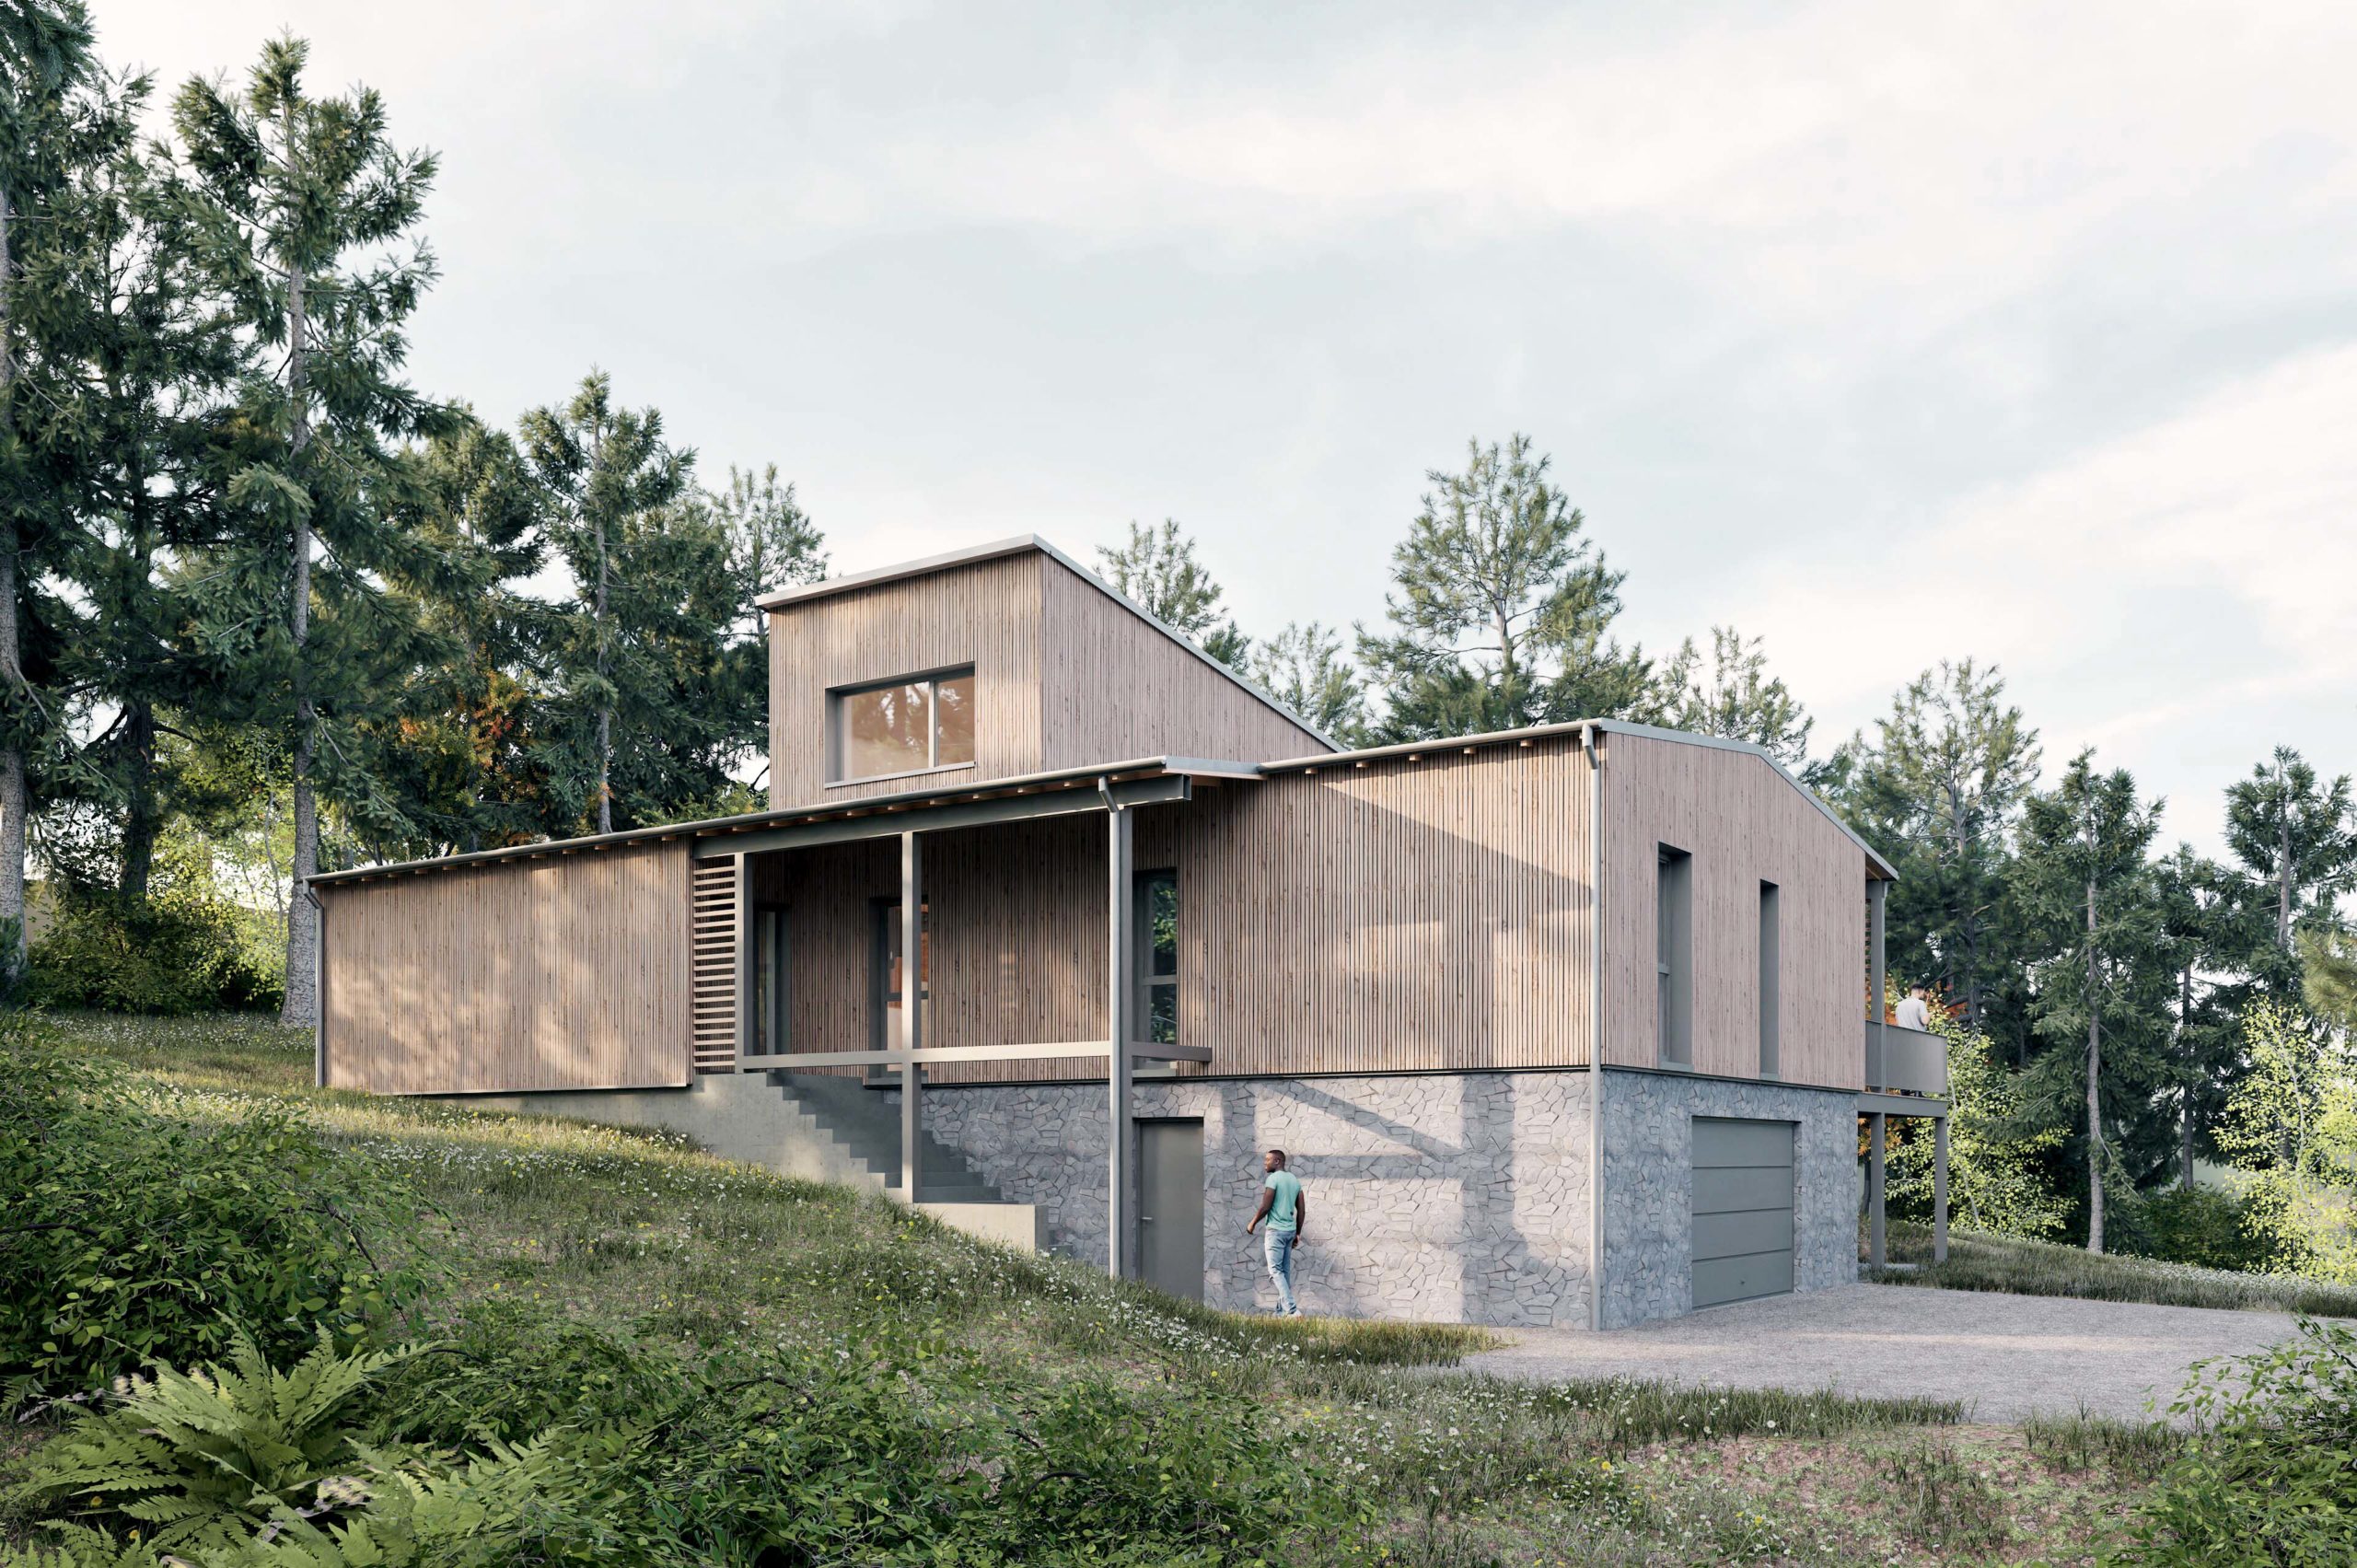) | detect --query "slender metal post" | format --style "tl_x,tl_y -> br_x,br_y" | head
1868,1110 -> 1887,1268
900,831 -> 923,1204
1107,804 -> 1135,1279
1933,1113 -> 1950,1263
